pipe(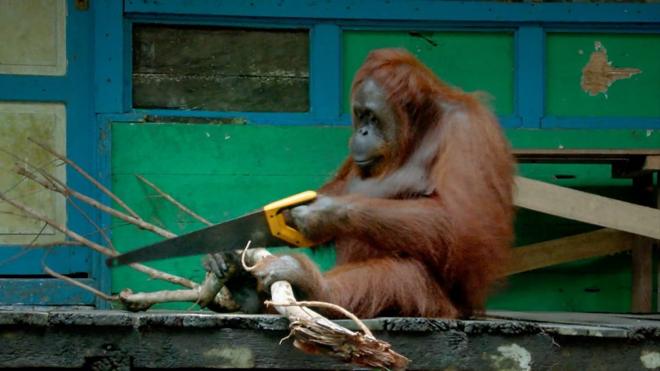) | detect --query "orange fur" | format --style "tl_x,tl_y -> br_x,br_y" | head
291,49 -> 514,318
